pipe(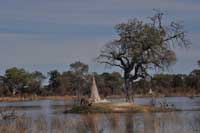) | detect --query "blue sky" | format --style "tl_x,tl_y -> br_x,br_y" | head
0,0 -> 199,75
